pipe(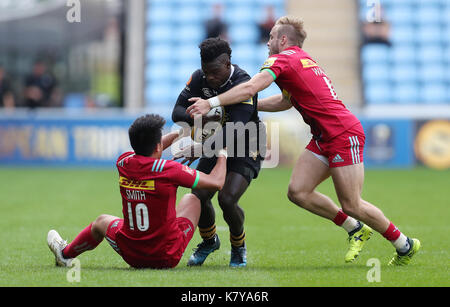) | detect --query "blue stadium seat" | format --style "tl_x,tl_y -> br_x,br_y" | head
361,44 -> 390,64
147,3 -> 173,25
443,24 -> 450,44
228,25 -> 258,44
417,45 -> 444,65
174,63 -> 199,83
364,82 -> 392,104
232,44 -> 256,62
418,64 -> 446,83
392,83 -> 419,104
259,83 -> 281,100
416,5 -> 442,26
174,43 -> 199,64
391,44 -> 416,64
391,64 -> 418,83
362,63 -> 391,83
147,44 -> 173,64
387,6 -> 414,26
144,0 -> 286,108
445,46 -> 450,64
146,82 -> 173,104
175,5 -> 205,24
420,84 -> 448,104
390,26 -> 415,45
360,0 -> 450,105
146,64 -> 172,83
416,25 -> 442,44
174,24 -> 204,43
444,5 -> 450,26
147,25 -> 174,44
256,43 -> 269,63
224,4 -> 258,25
